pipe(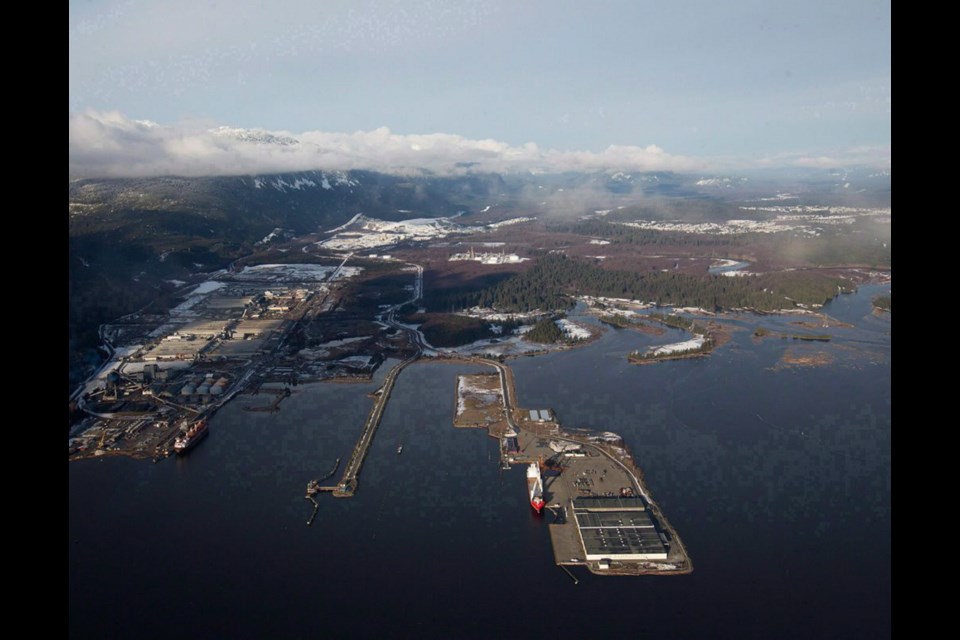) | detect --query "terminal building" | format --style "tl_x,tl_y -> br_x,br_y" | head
572,496 -> 668,561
